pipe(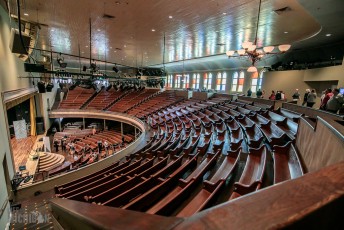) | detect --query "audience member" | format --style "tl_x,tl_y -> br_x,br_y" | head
269,90 -> 276,100
256,89 -> 263,98
53,139 -> 59,152
326,88 -> 344,113
275,91 -> 282,100
92,127 -> 96,135
320,88 -> 333,110
302,89 -> 310,106
306,89 -> 317,108
247,88 -> 252,97
292,89 -> 300,102
262,90 -> 265,98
